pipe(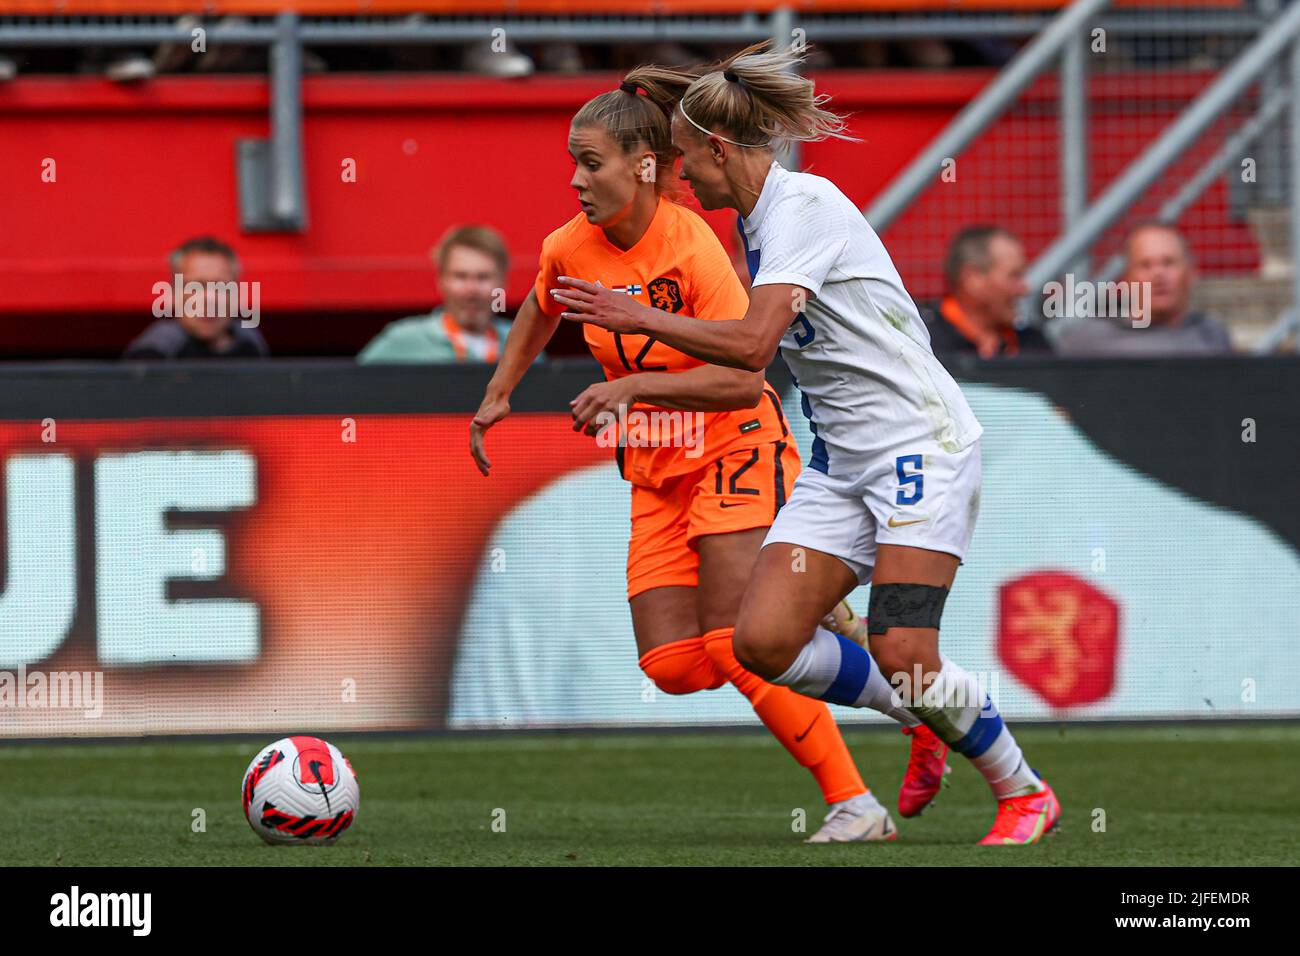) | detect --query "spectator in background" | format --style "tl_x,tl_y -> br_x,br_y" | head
359,225 -> 518,364
123,236 -> 269,359
1055,222 -> 1234,356
919,225 -> 1051,358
